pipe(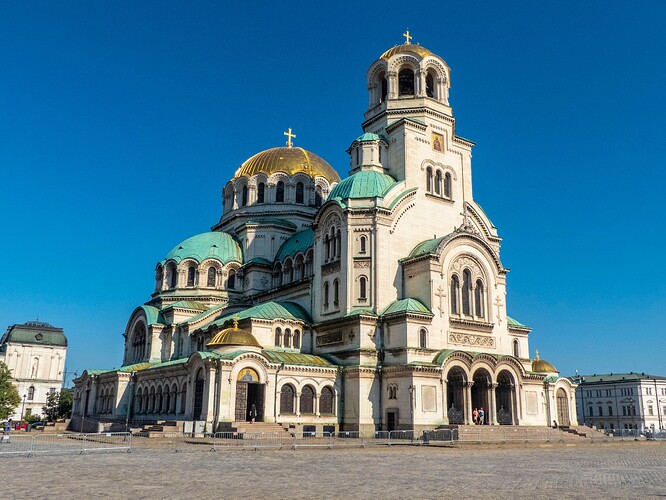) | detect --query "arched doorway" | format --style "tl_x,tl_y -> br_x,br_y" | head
496,370 -> 516,425
235,368 -> 265,422
193,369 -> 205,420
446,367 -> 467,424
471,368 -> 491,425
556,388 -> 570,426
